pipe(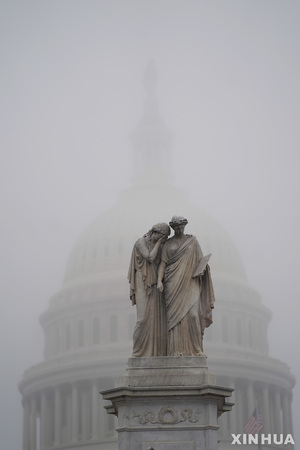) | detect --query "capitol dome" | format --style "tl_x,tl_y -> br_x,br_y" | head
19,65 -> 295,450
62,180 -> 247,287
